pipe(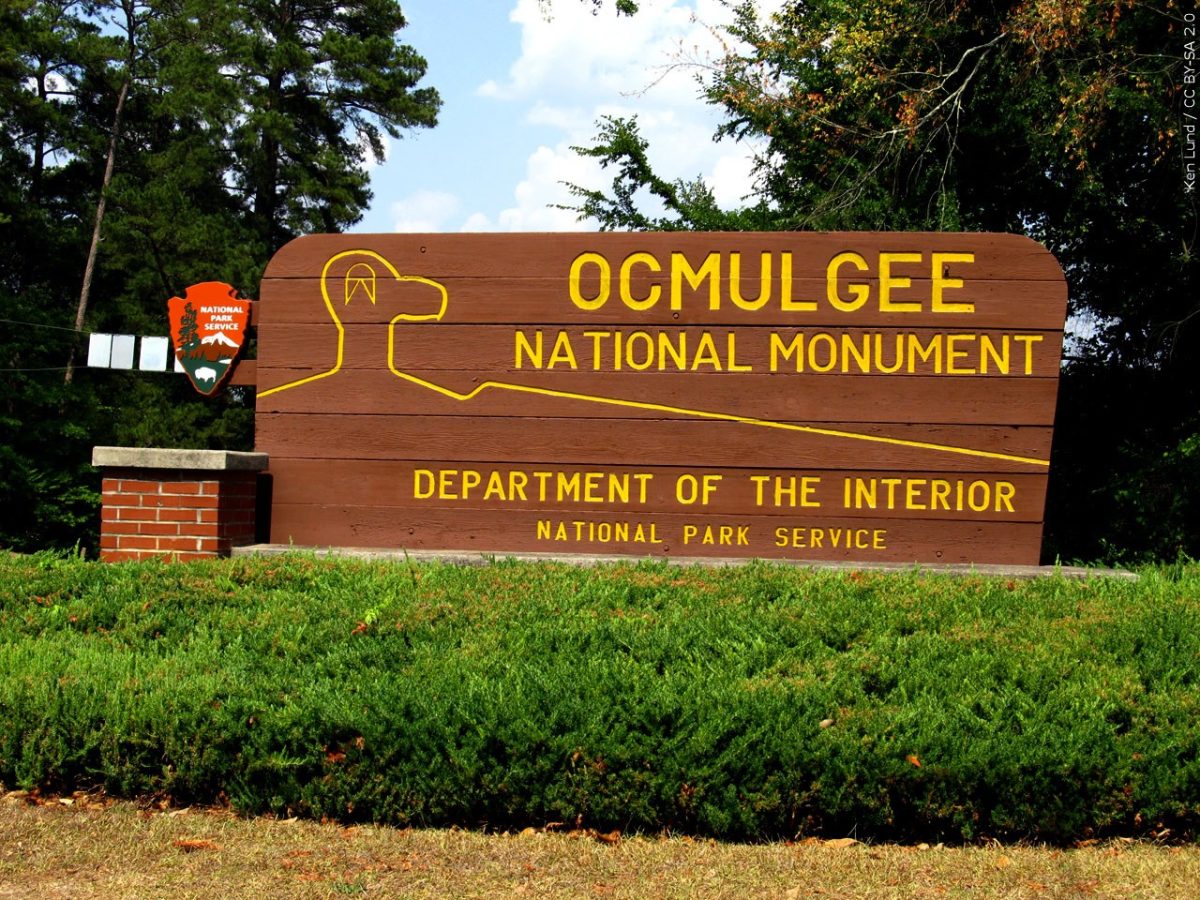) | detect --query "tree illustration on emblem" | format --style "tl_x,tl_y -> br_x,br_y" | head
178,302 -> 200,356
